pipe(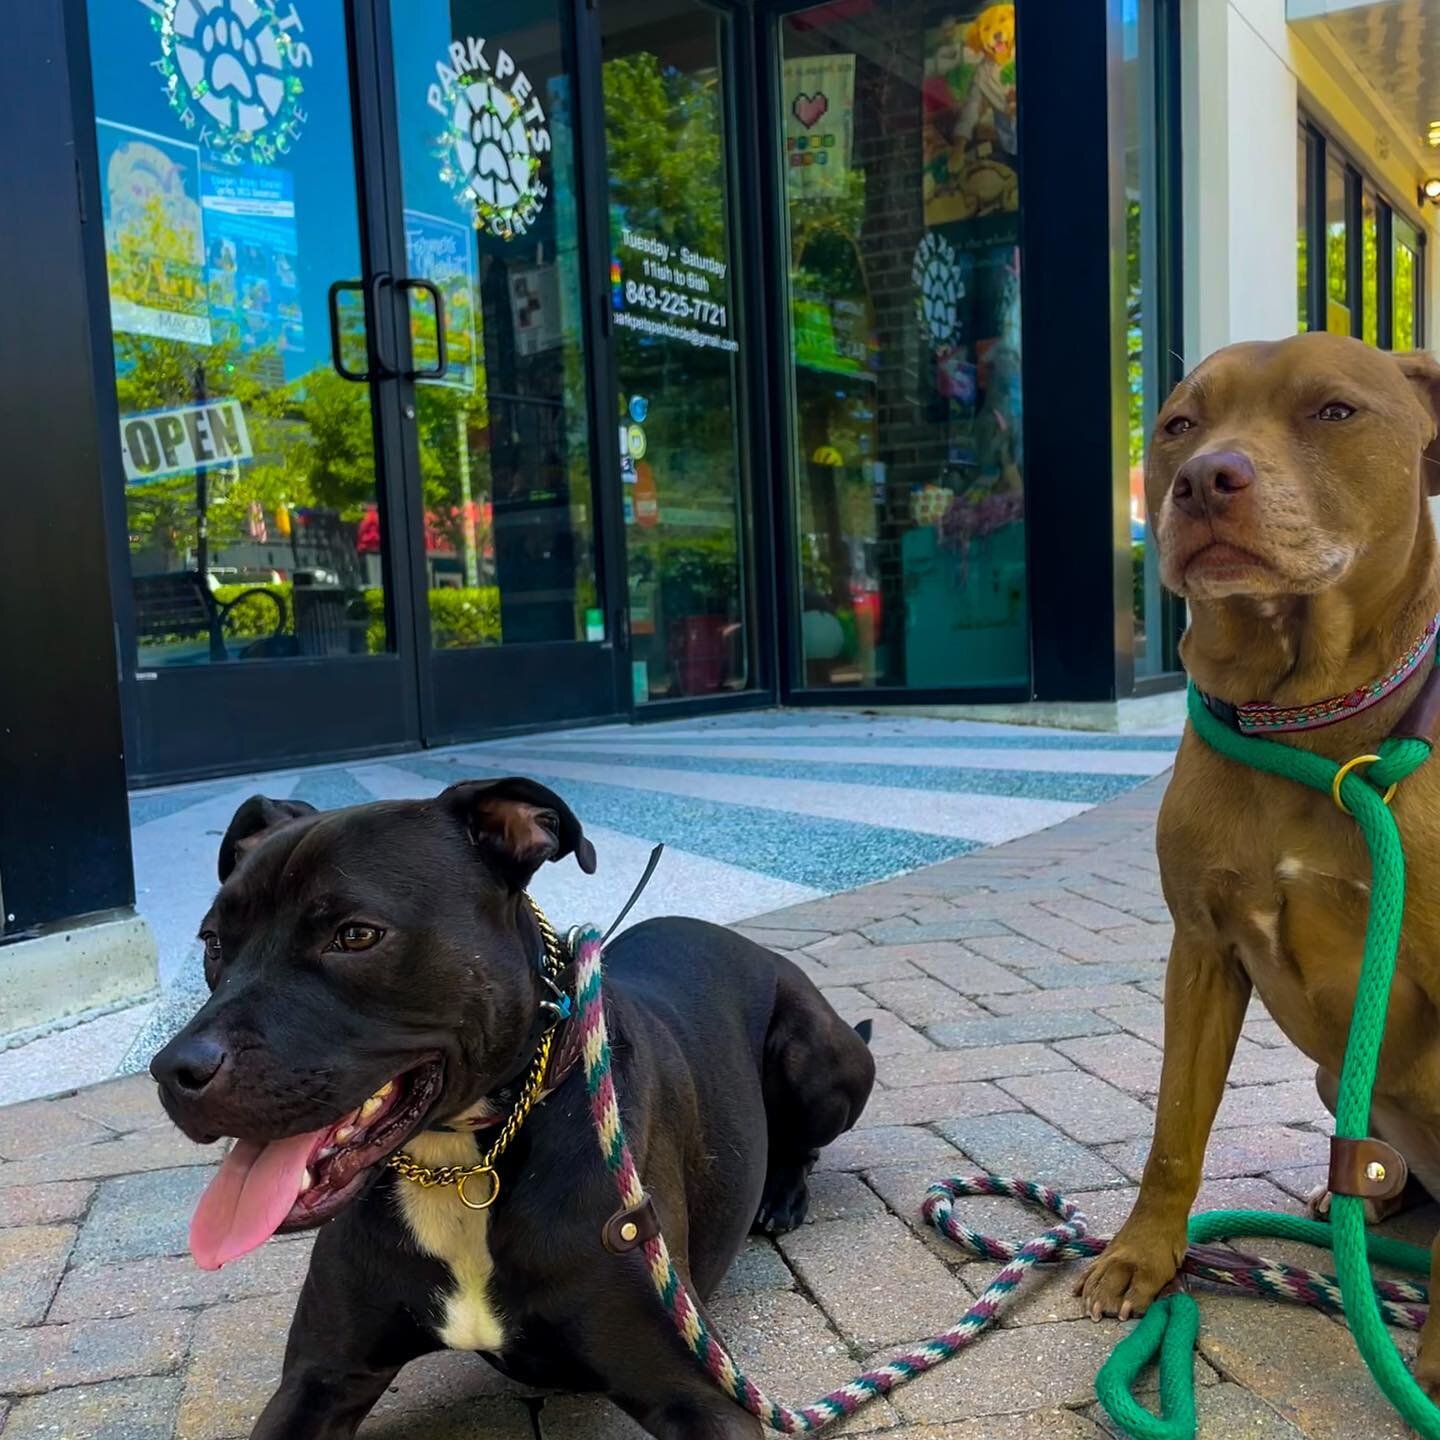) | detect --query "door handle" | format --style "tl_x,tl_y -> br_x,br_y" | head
328,277 -> 403,381
398,277 -> 448,380
327,279 -> 369,381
